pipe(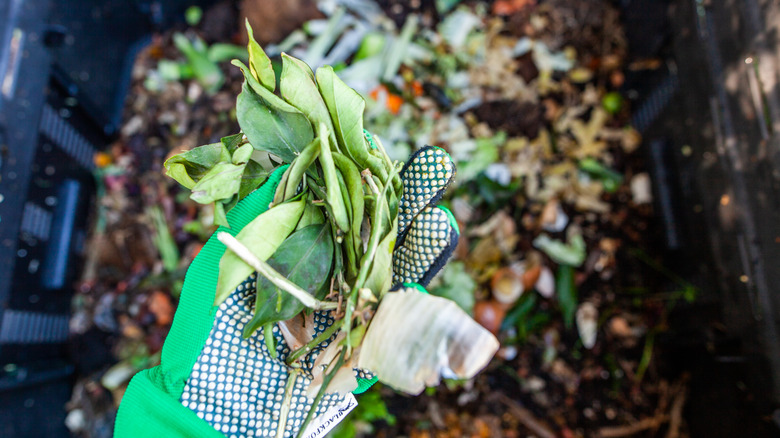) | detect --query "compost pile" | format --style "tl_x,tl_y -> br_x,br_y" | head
66,1 -> 692,437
